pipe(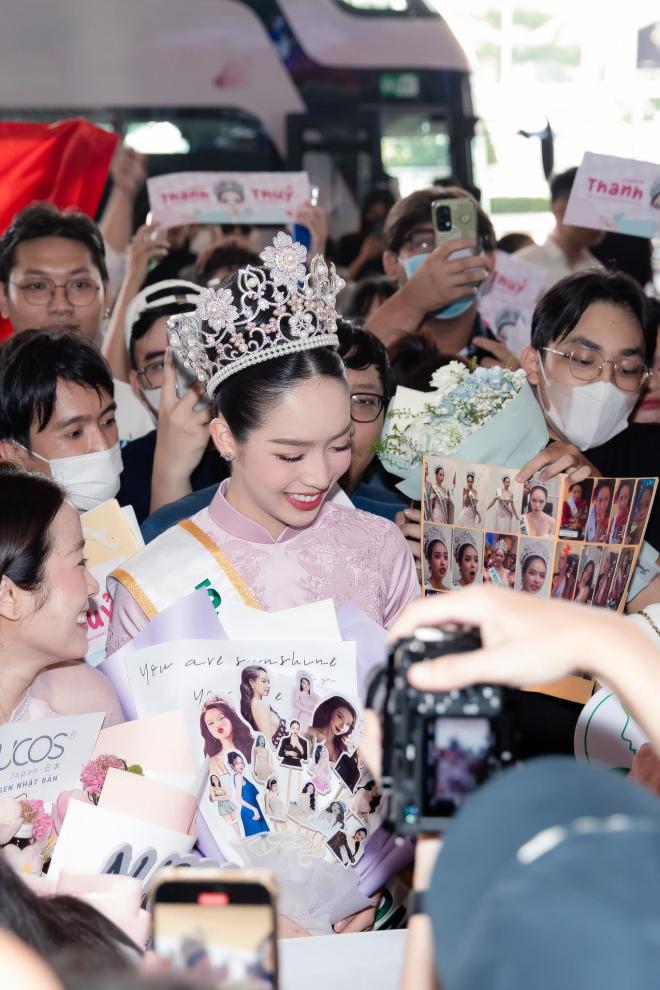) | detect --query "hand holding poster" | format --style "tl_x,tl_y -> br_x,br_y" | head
421,454 -> 658,613
564,152 -> 660,238
477,250 -> 547,353
147,171 -> 310,228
